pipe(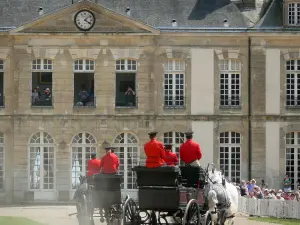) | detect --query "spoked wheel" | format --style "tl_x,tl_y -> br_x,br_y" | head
122,198 -> 139,225
77,194 -> 93,225
183,199 -> 200,225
